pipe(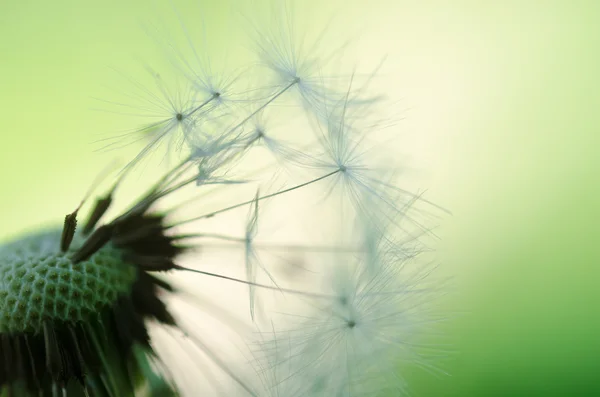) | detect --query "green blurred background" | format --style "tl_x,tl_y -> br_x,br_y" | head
1,0 -> 598,395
